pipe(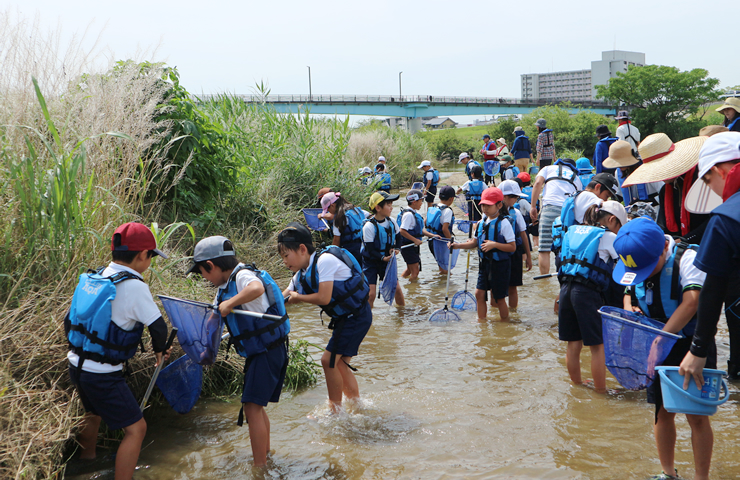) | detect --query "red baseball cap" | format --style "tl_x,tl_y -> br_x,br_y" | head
479,187 -> 503,205
111,222 -> 168,258
517,172 -> 531,183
